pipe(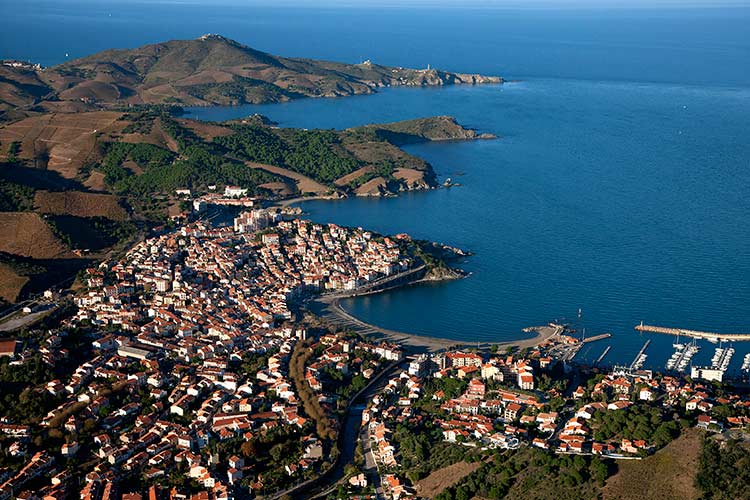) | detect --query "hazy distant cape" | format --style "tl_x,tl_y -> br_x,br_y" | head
0,34 -> 502,119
